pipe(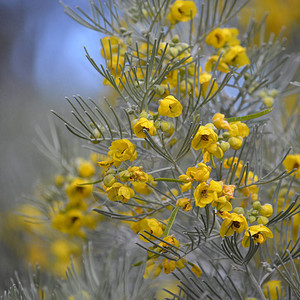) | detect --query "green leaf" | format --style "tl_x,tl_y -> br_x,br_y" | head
163,206 -> 180,237
225,108 -> 274,122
